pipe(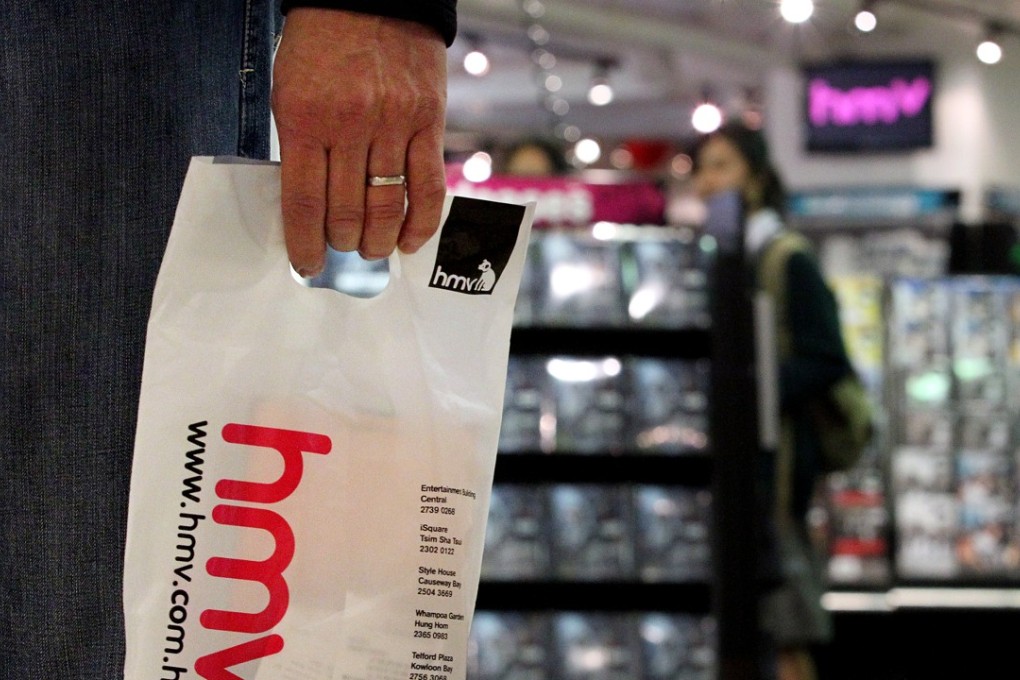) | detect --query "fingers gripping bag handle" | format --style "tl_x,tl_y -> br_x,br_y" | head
123,156 -> 535,680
